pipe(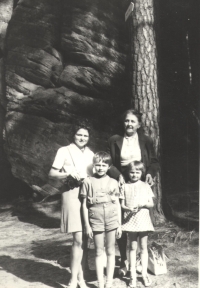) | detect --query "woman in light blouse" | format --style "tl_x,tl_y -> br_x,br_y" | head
107,109 -> 159,275
49,125 -> 94,288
